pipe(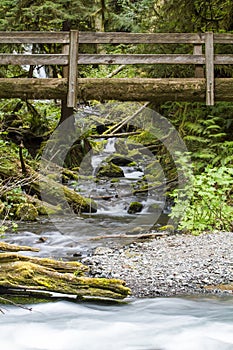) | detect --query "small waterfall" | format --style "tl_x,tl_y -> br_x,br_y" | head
91,137 -> 116,175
